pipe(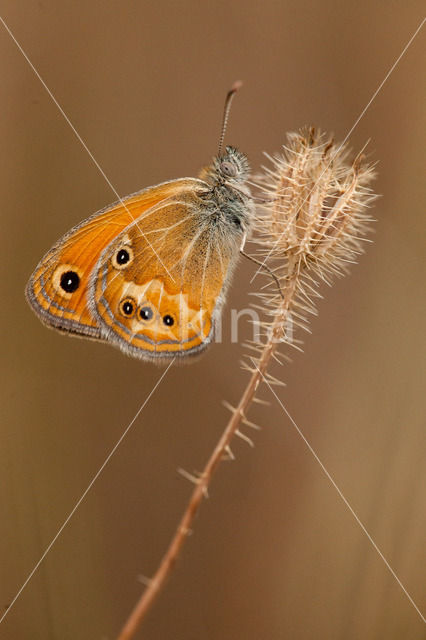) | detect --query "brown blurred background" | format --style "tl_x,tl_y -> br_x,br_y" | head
1,2 -> 425,639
